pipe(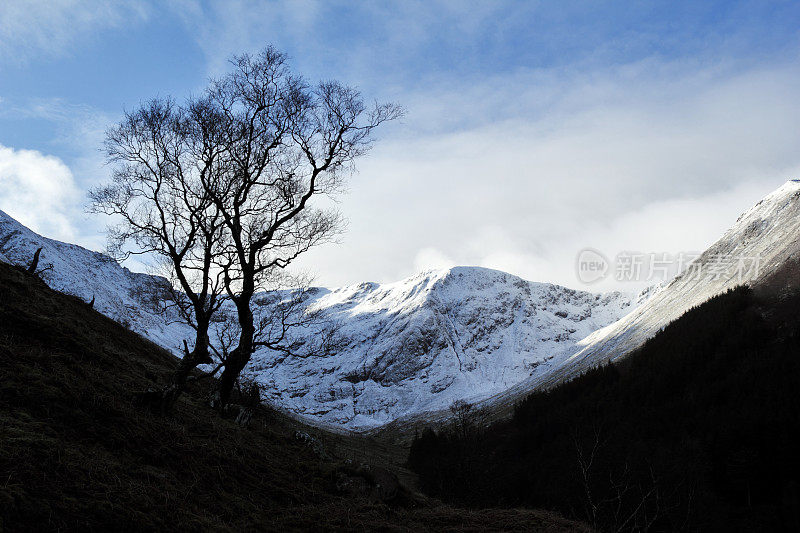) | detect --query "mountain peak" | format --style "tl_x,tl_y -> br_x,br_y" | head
255,265 -> 640,429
